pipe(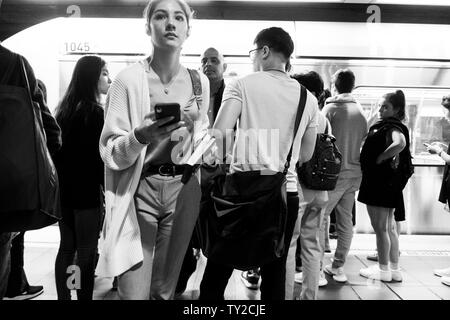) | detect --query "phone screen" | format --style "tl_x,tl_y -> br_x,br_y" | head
155,103 -> 181,126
